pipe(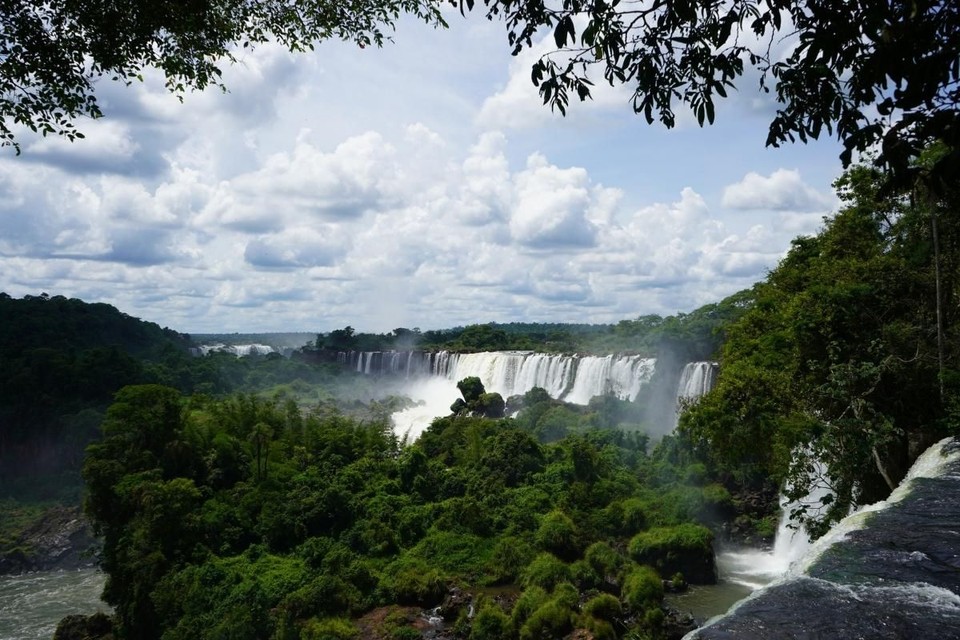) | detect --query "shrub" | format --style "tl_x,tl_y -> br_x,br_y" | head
551,582 -> 579,609
583,593 -> 622,621
622,566 -> 663,612
391,628 -> 421,640
628,524 -> 716,584
535,510 -> 578,558
408,530 -> 491,578
296,536 -> 335,569
519,600 -> 573,640
279,575 -> 361,618
485,535 -> 535,585
301,617 -> 358,640
583,615 -> 617,640
520,552 -> 571,591
510,586 -> 549,631
569,559 -> 600,590
470,603 -> 510,640
620,498 -> 648,533
584,541 -> 622,579
379,556 -> 446,606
